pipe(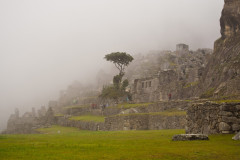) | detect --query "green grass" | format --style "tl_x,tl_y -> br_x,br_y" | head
110,102 -> 154,109
36,125 -> 80,134
0,126 -> 239,160
69,115 -> 105,122
114,110 -> 186,117
212,99 -> 240,104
